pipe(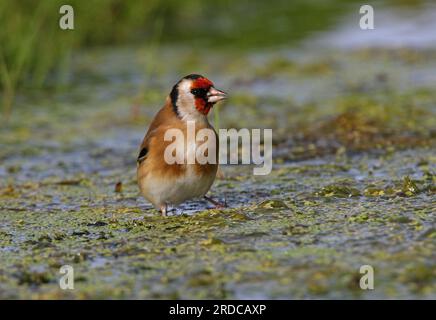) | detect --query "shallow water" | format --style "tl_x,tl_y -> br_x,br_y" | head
1,10 -> 435,299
